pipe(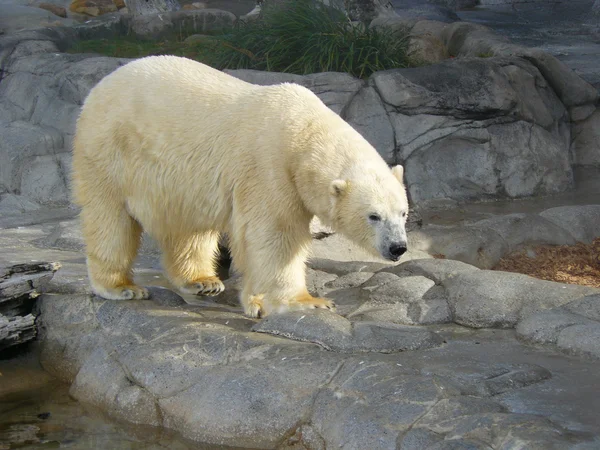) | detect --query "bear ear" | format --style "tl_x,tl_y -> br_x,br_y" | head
330,179 -> 348,197
391,165 -> 404,183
